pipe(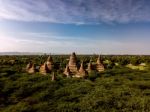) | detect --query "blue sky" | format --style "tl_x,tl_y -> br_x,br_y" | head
0,0 -> 150,54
